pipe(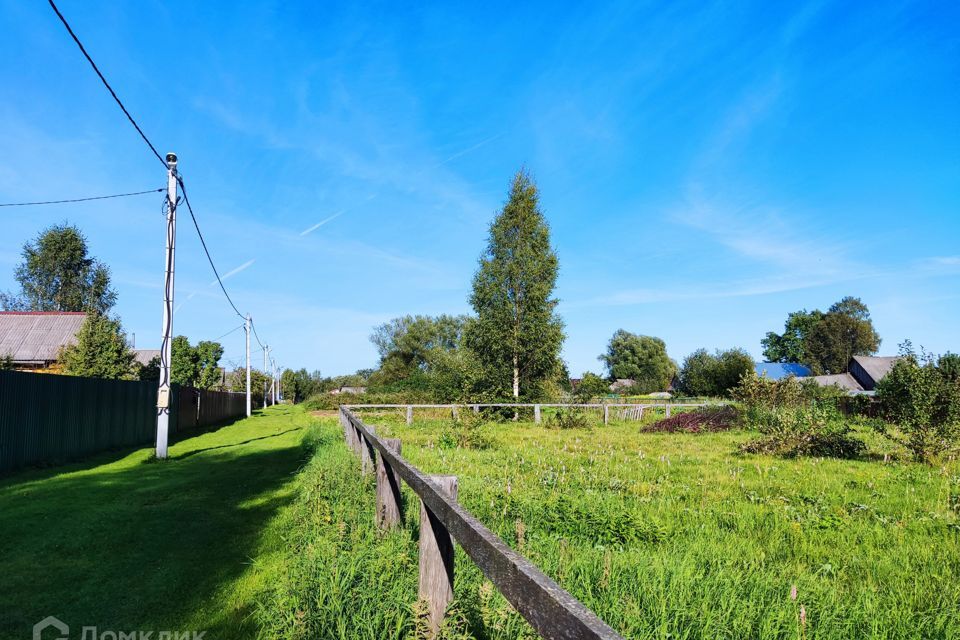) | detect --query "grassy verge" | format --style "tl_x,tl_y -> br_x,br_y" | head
0,405 -> 316,639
